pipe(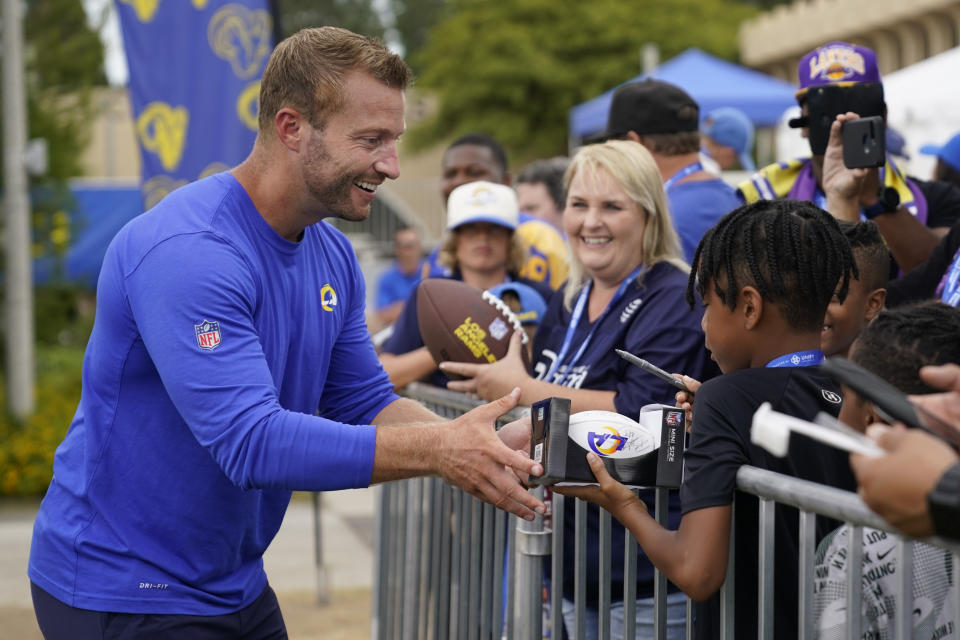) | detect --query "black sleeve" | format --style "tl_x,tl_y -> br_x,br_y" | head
887,219 -> 960,307
679,376 -> 752,514
916,178 -> 960,230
